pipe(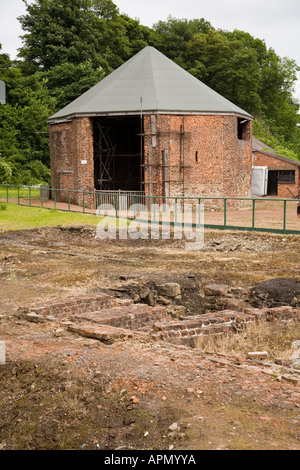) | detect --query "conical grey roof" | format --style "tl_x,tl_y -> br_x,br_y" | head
48,46 -> 252,121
